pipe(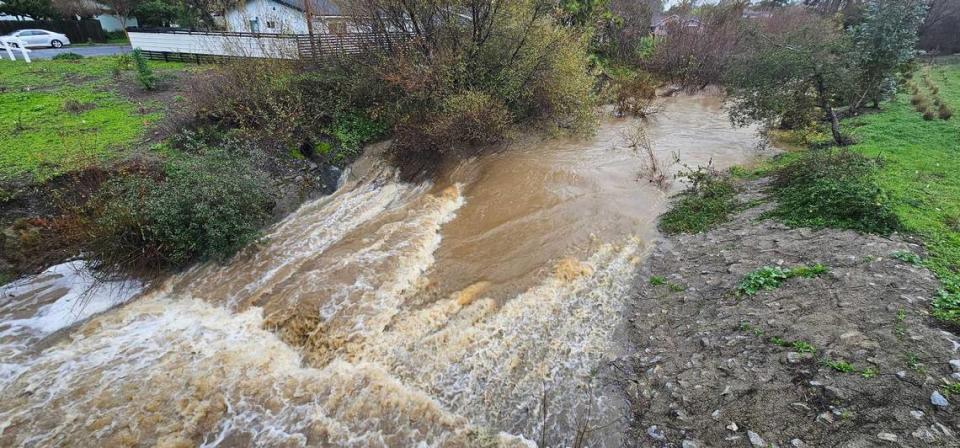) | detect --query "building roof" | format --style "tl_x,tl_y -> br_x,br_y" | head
272,0 -> 342,16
